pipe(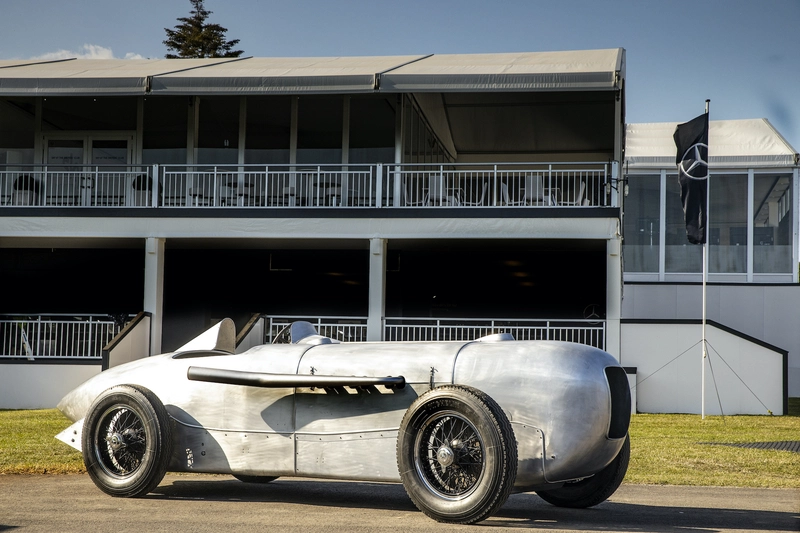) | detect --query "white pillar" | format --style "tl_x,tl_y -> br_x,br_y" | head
606,233 -> 622,361
367,238 -> 387,341
144,237 -> 165,355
